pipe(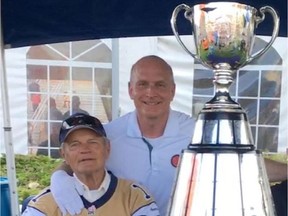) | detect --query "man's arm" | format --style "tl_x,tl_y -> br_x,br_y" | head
53,161 -> 73,176
264,158 -> 287,182
50,161 -> 84,215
